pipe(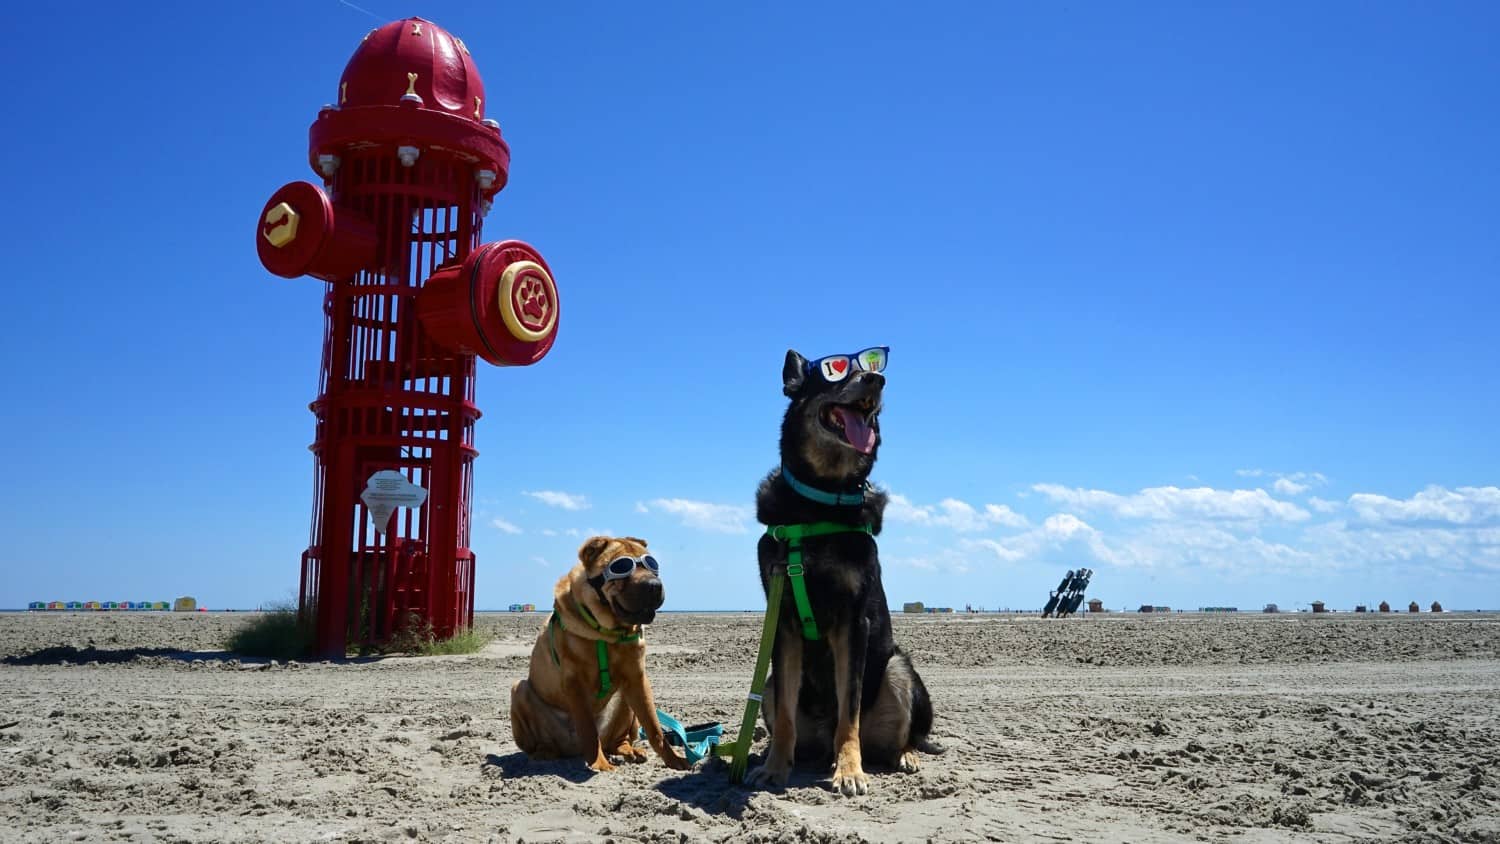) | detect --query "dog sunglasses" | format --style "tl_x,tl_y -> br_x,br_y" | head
806,346 -> 889,383
602,554 -> 660,582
